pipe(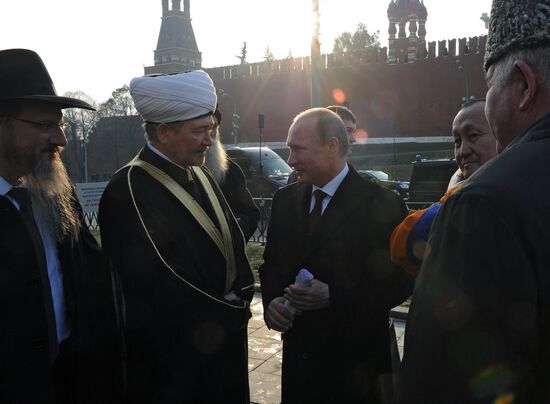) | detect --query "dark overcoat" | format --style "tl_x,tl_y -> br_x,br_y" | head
259,167 -> 413,403
397,113 -> 550,403
0,192 -> 120,403
219,159 -> 260,242
99,145 -> 255,403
